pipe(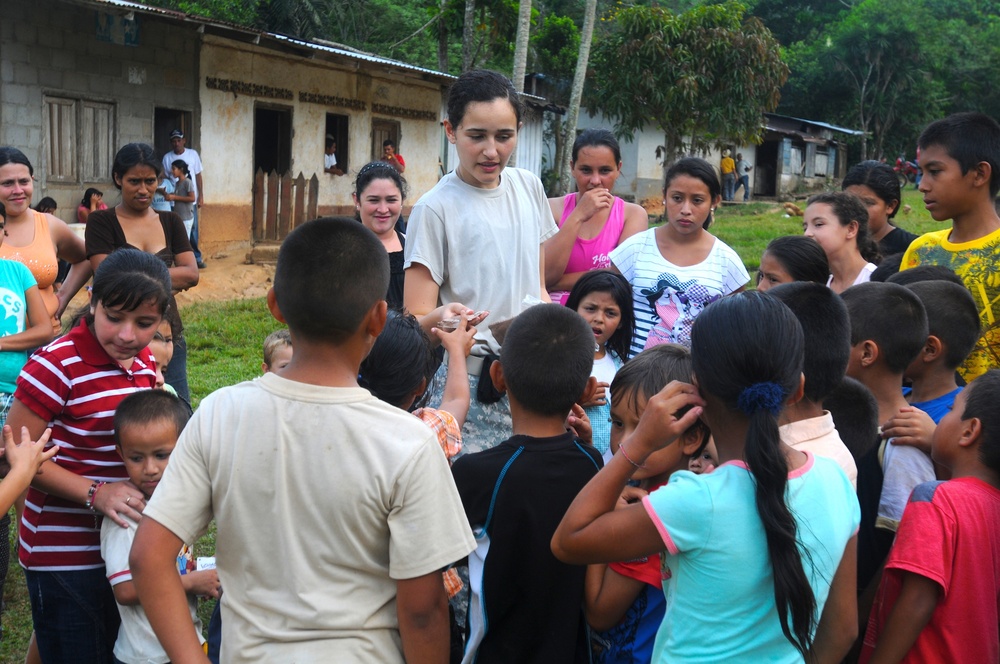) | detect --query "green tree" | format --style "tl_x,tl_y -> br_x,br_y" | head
590,1 -> 788,164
